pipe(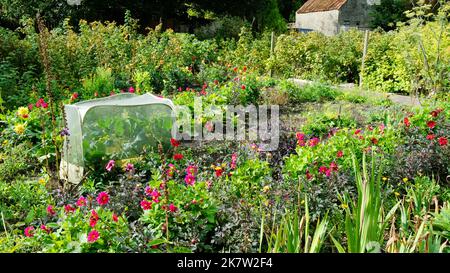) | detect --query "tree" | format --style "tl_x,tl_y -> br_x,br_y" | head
369,0 -> 411,31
